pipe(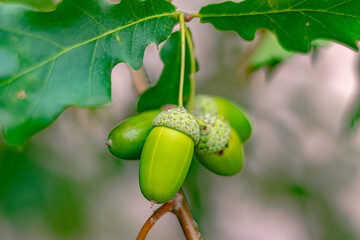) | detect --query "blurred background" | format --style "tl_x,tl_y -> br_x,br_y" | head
1,0 -> 360,239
